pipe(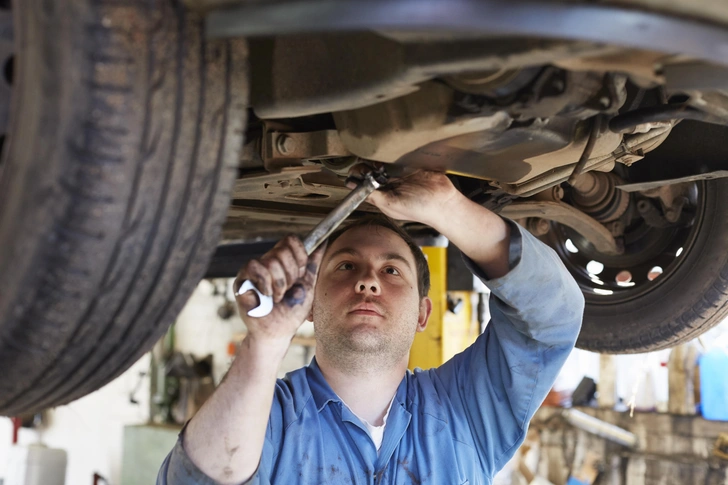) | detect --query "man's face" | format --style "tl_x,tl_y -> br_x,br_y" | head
311,225 -> 431,365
